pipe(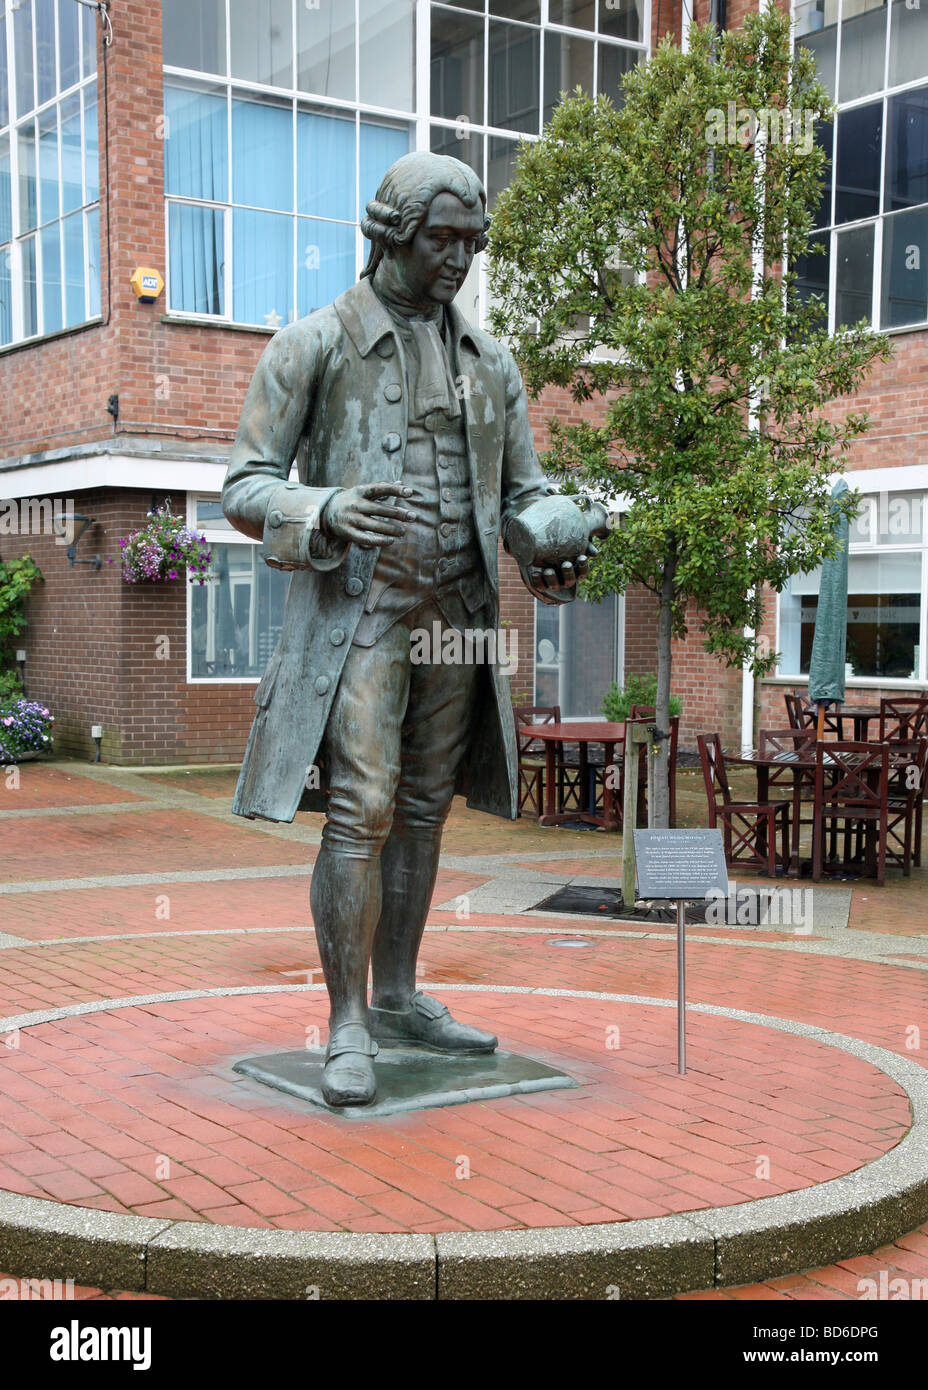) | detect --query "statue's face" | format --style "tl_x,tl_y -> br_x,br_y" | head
391,191 -> 485,306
